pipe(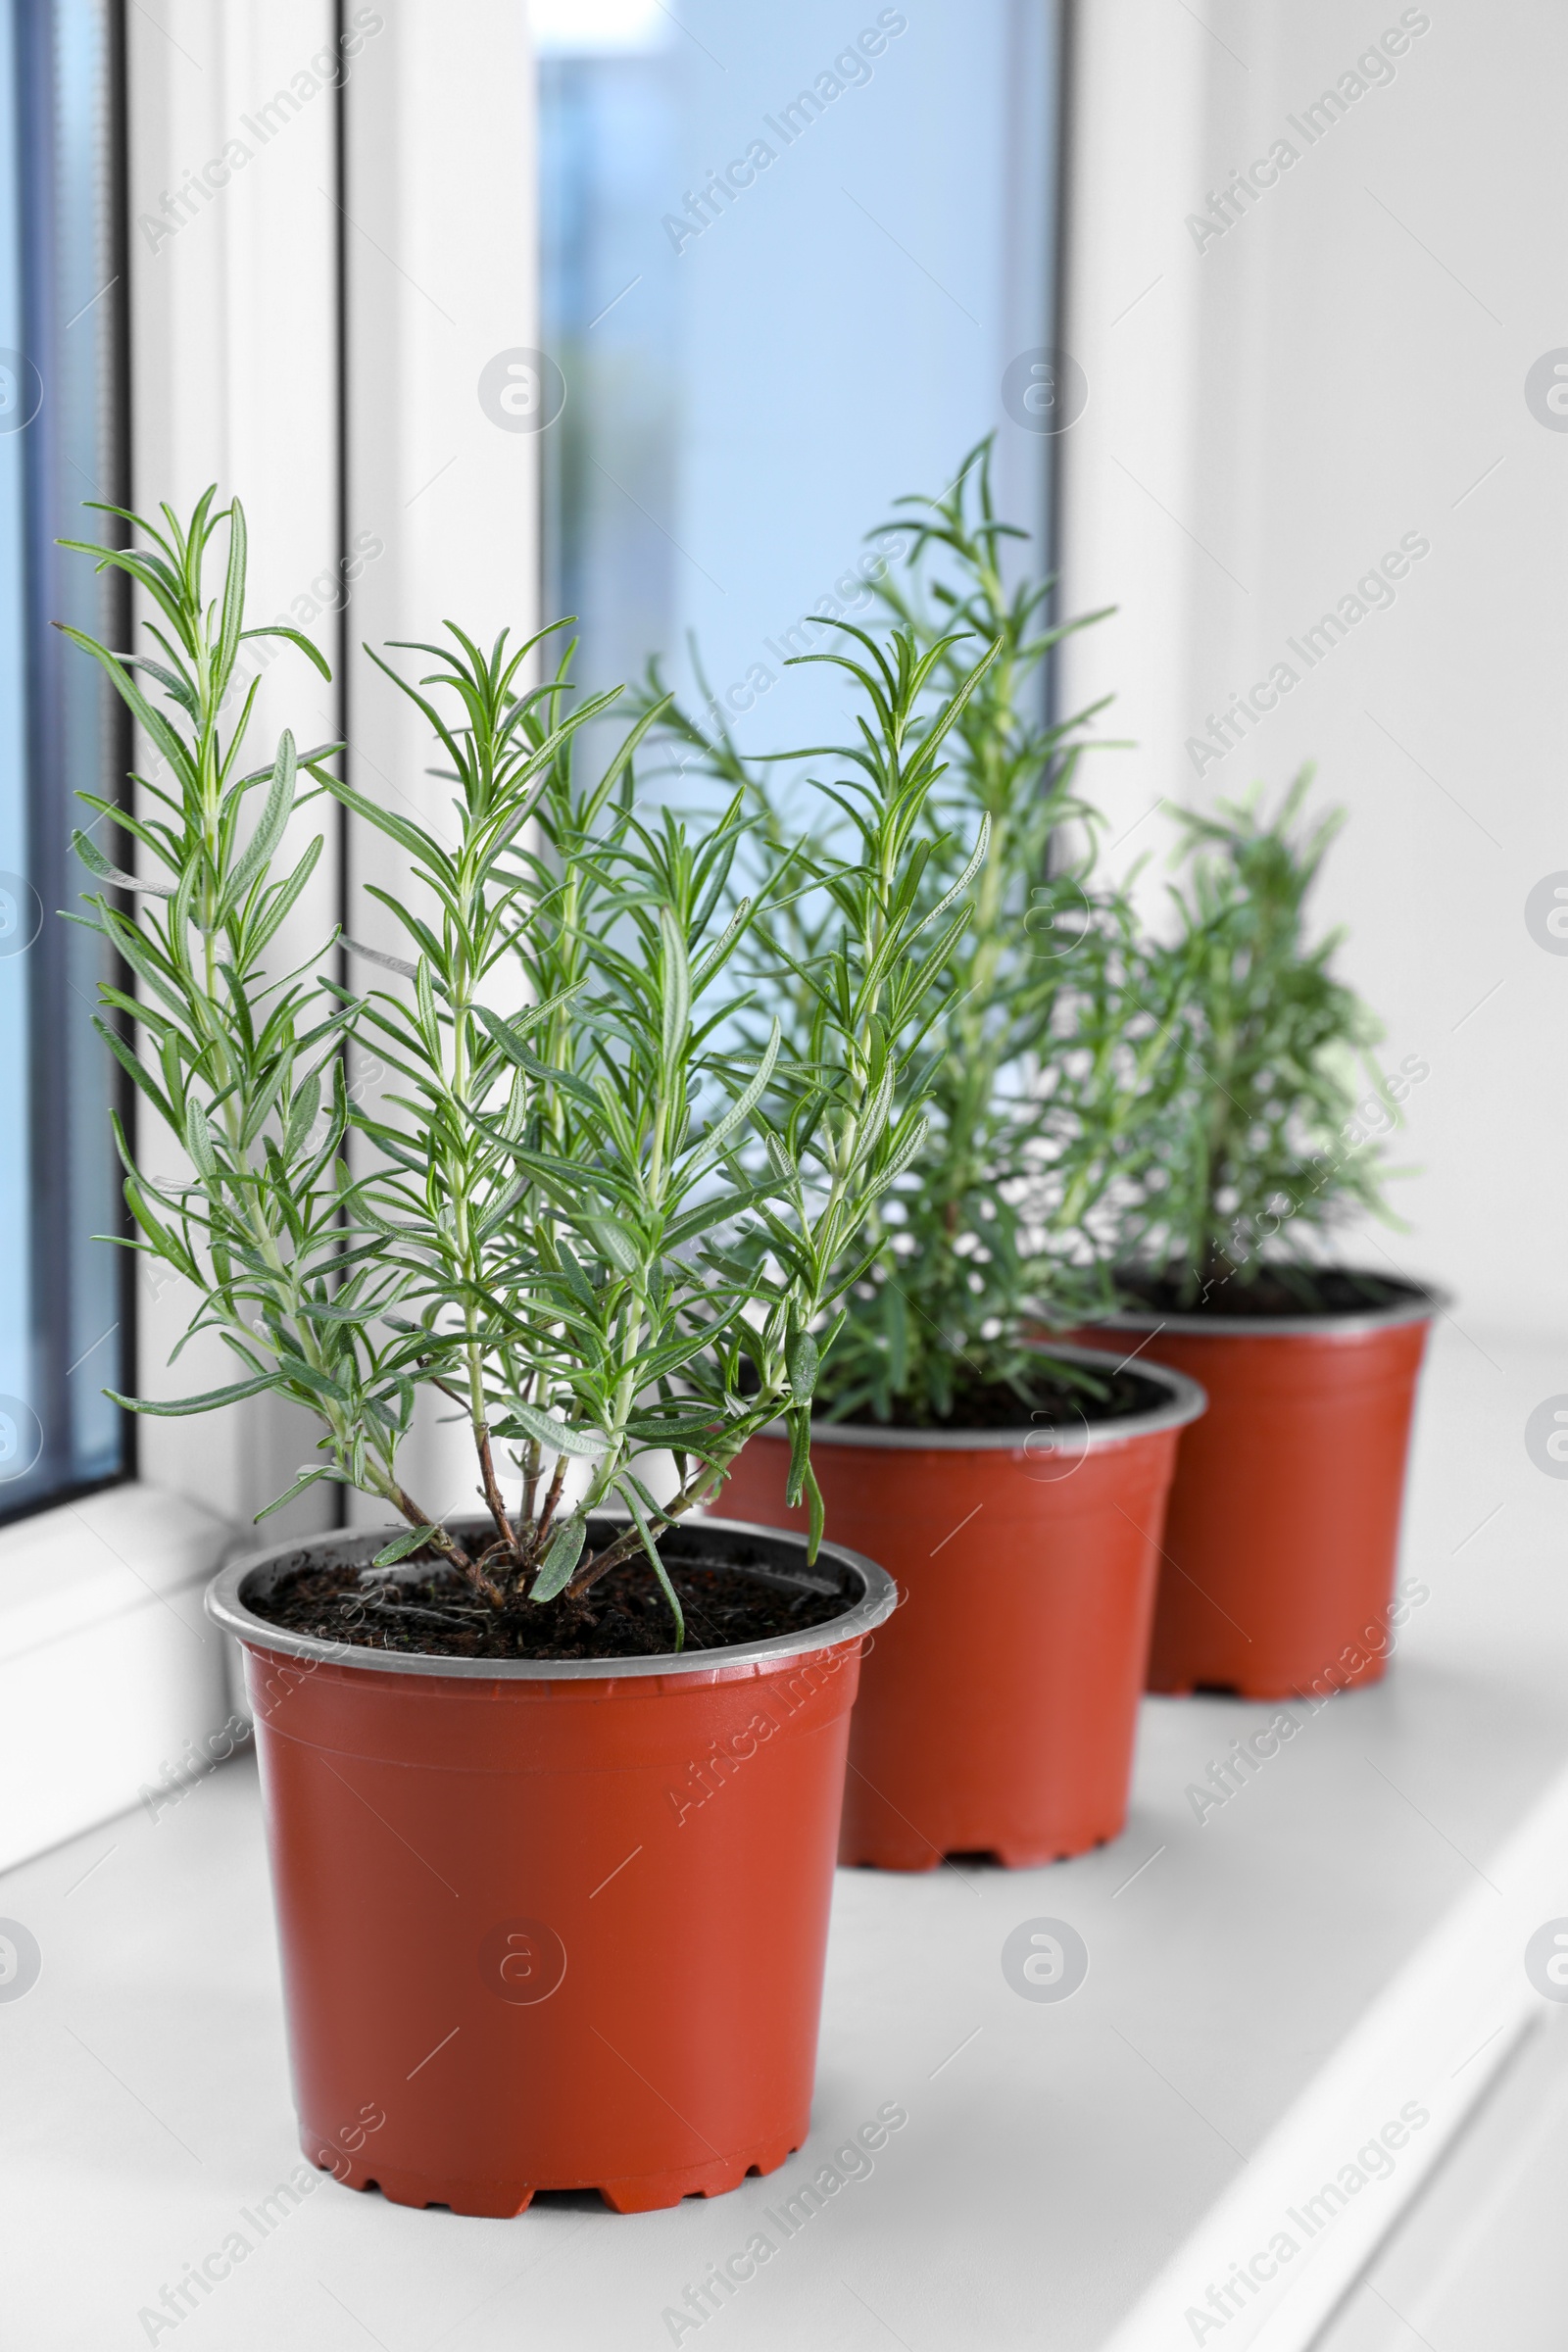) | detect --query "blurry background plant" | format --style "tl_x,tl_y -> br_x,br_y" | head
66,494 -> 995,1644
644,442 -> 1193,1425
1118,771 -> 1403,1307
